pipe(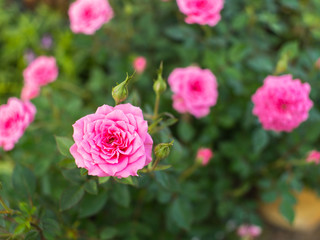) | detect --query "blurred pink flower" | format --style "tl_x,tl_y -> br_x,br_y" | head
237,224 -> 262,238
176,0 -> 224,26
21,84 -> 40,101
252,74 -> 313,132
315,58 -> 320,70
68,0 -> 114,35
196,148 -> 213,165
168,66 -> 218,118
133,57 -> 147,74
70,103 -> 153,178
306,150 -> 320,164
23,56 -> 58,87
0,98 -> 36,151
